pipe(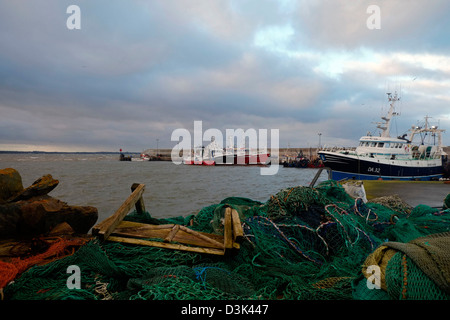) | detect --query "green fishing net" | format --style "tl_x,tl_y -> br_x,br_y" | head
4,180 -> 450,300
